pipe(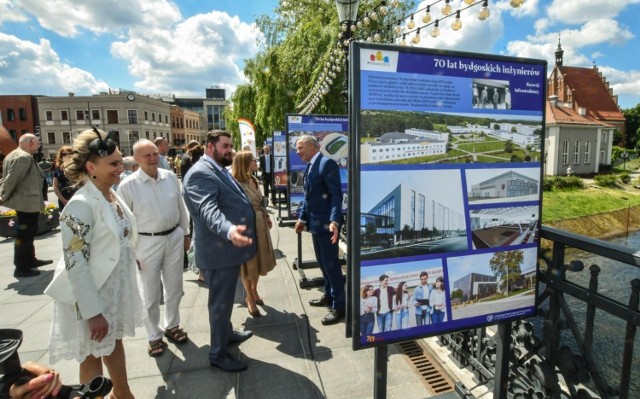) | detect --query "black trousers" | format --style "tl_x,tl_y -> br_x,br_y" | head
262,172 -> 274,200
14,211 -> 39,271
